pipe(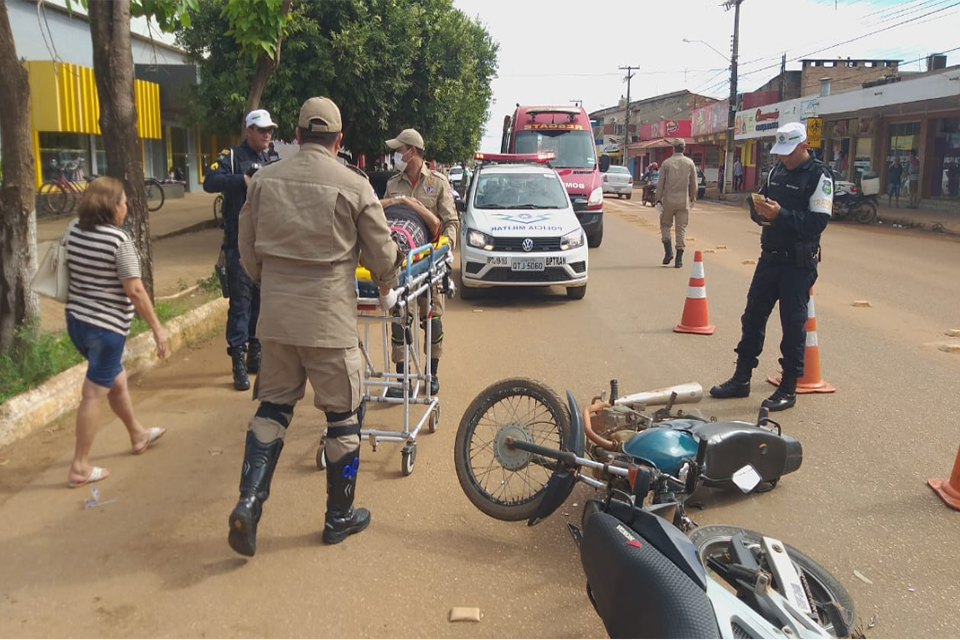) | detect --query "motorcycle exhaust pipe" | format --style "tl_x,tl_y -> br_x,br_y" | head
614,382 -> 703,408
